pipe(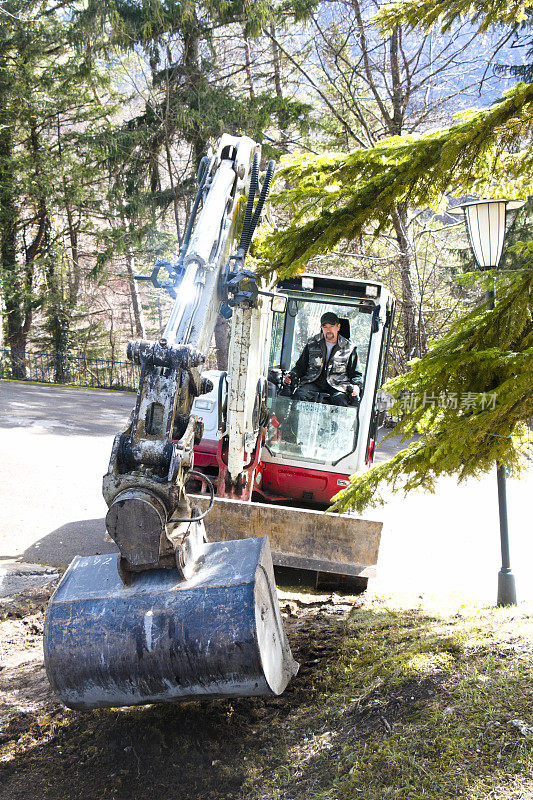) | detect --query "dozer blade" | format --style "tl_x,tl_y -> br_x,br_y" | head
43,537 -> 298,710
195,497 -> 382,580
